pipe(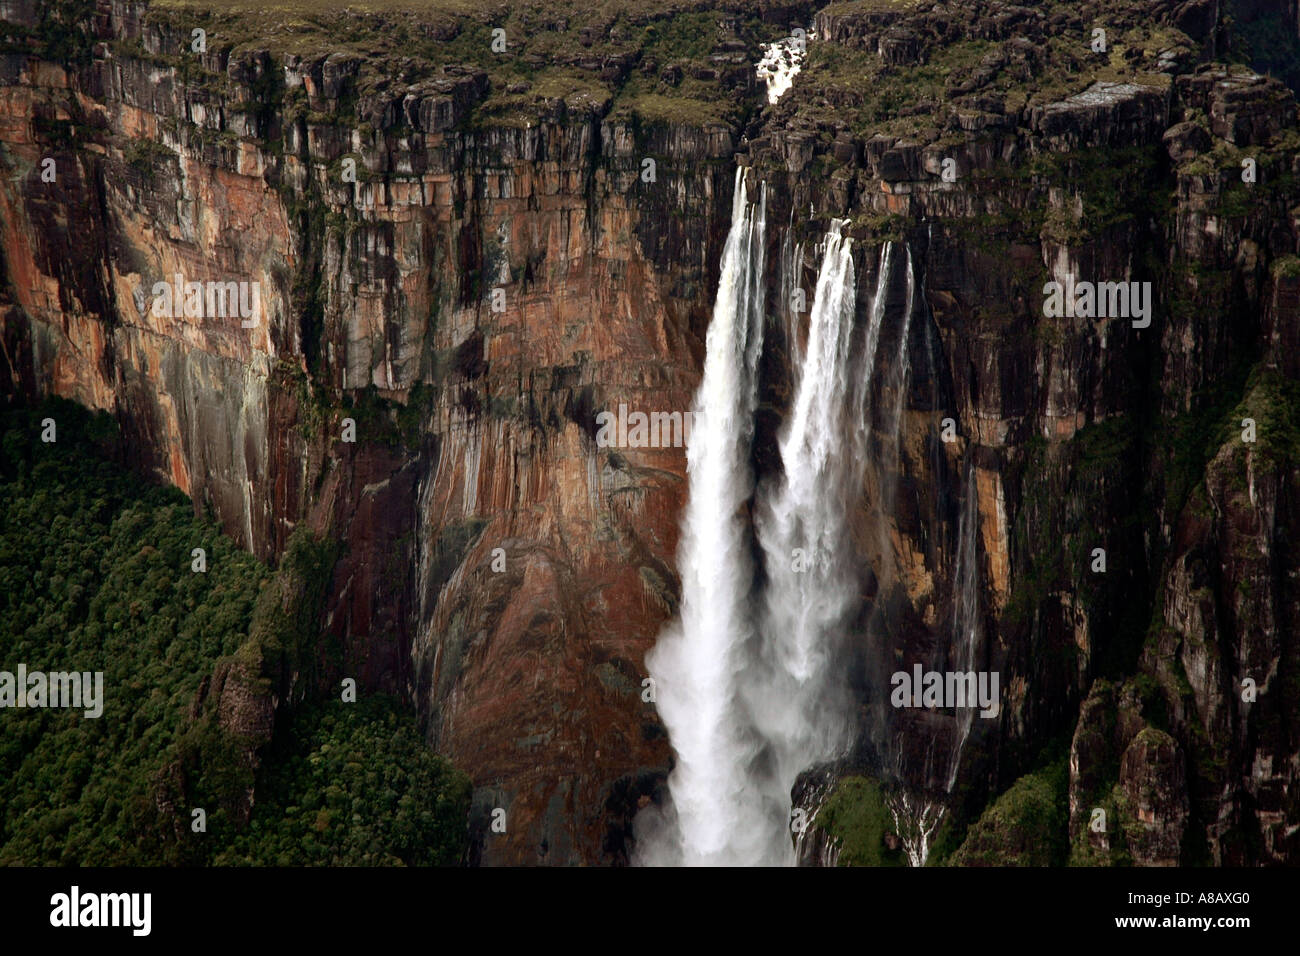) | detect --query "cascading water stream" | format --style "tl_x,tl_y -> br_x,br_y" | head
634,169 -> 770,866
849,243 -> 894,468
890,248 -> 916,445
637,203 -> 901,865
634,172 -> 938,866
749,223 -> 876,858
